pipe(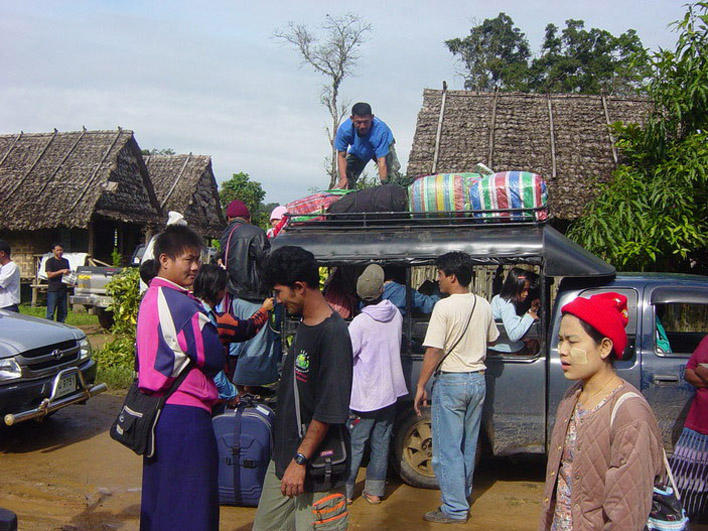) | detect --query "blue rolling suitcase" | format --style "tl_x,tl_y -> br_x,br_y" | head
213,397 -> 274,506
